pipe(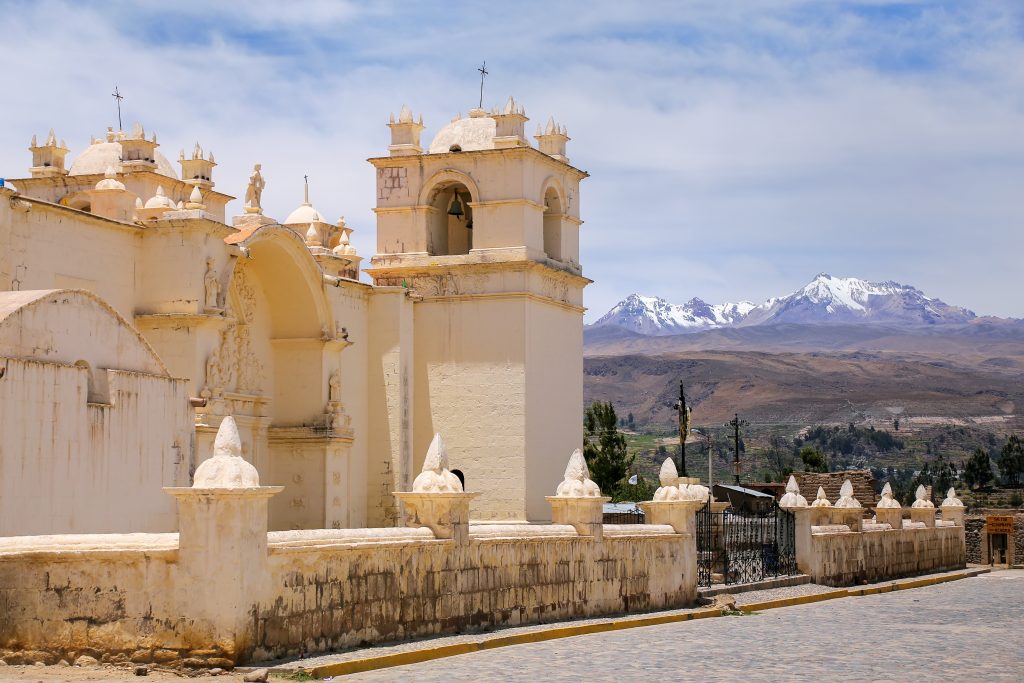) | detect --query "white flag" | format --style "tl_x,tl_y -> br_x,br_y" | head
628,474 -> 638,485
